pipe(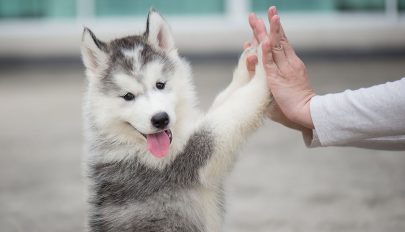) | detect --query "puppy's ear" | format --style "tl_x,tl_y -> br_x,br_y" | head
145,10 -> 175,52
81,28 -> 108,73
